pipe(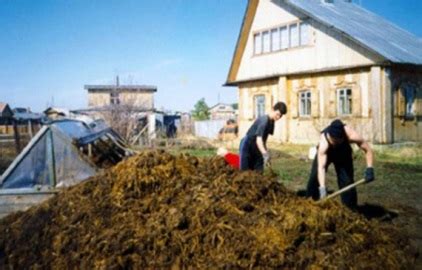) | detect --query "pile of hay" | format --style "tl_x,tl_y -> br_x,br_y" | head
0,151 -> 415,268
